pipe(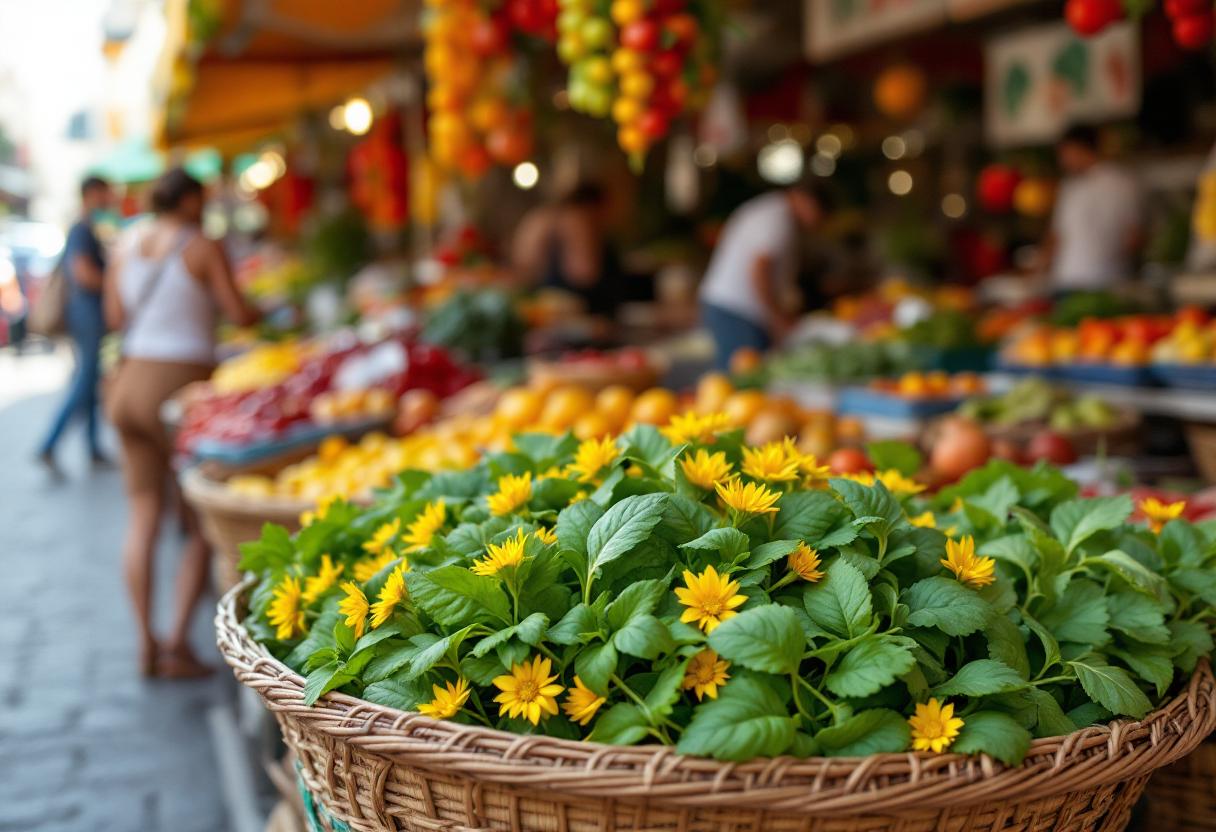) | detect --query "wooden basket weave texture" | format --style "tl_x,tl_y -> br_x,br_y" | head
216,585 -> 1216,832
1143,738 -> 1216,832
